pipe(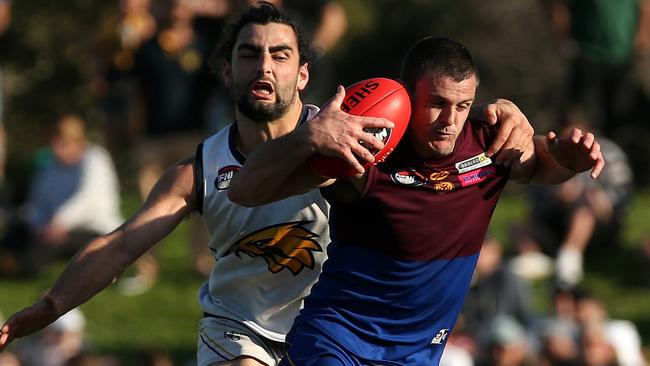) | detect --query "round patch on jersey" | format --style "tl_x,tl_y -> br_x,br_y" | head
215,165 -> 241,190
390,169 -> 425,186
